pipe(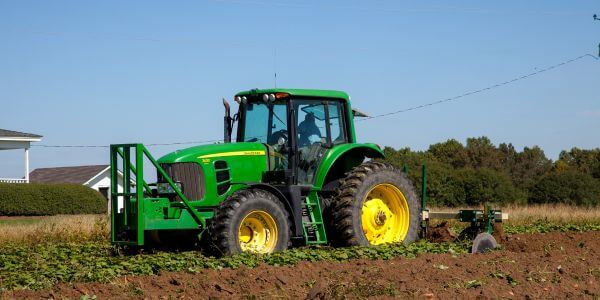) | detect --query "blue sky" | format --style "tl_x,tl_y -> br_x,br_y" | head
1,1 -> 599,178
